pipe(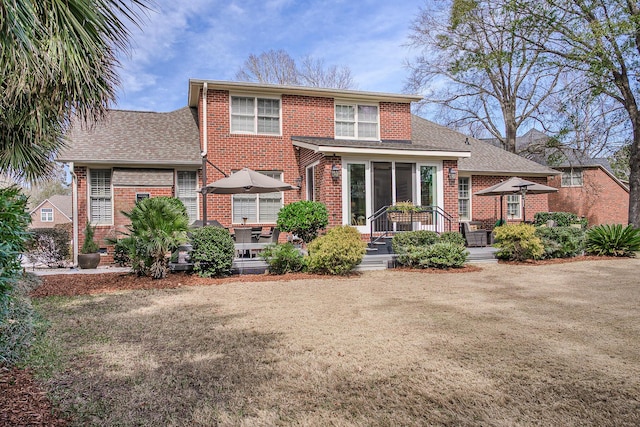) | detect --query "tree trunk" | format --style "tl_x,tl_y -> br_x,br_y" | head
628,115 -> 640,228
